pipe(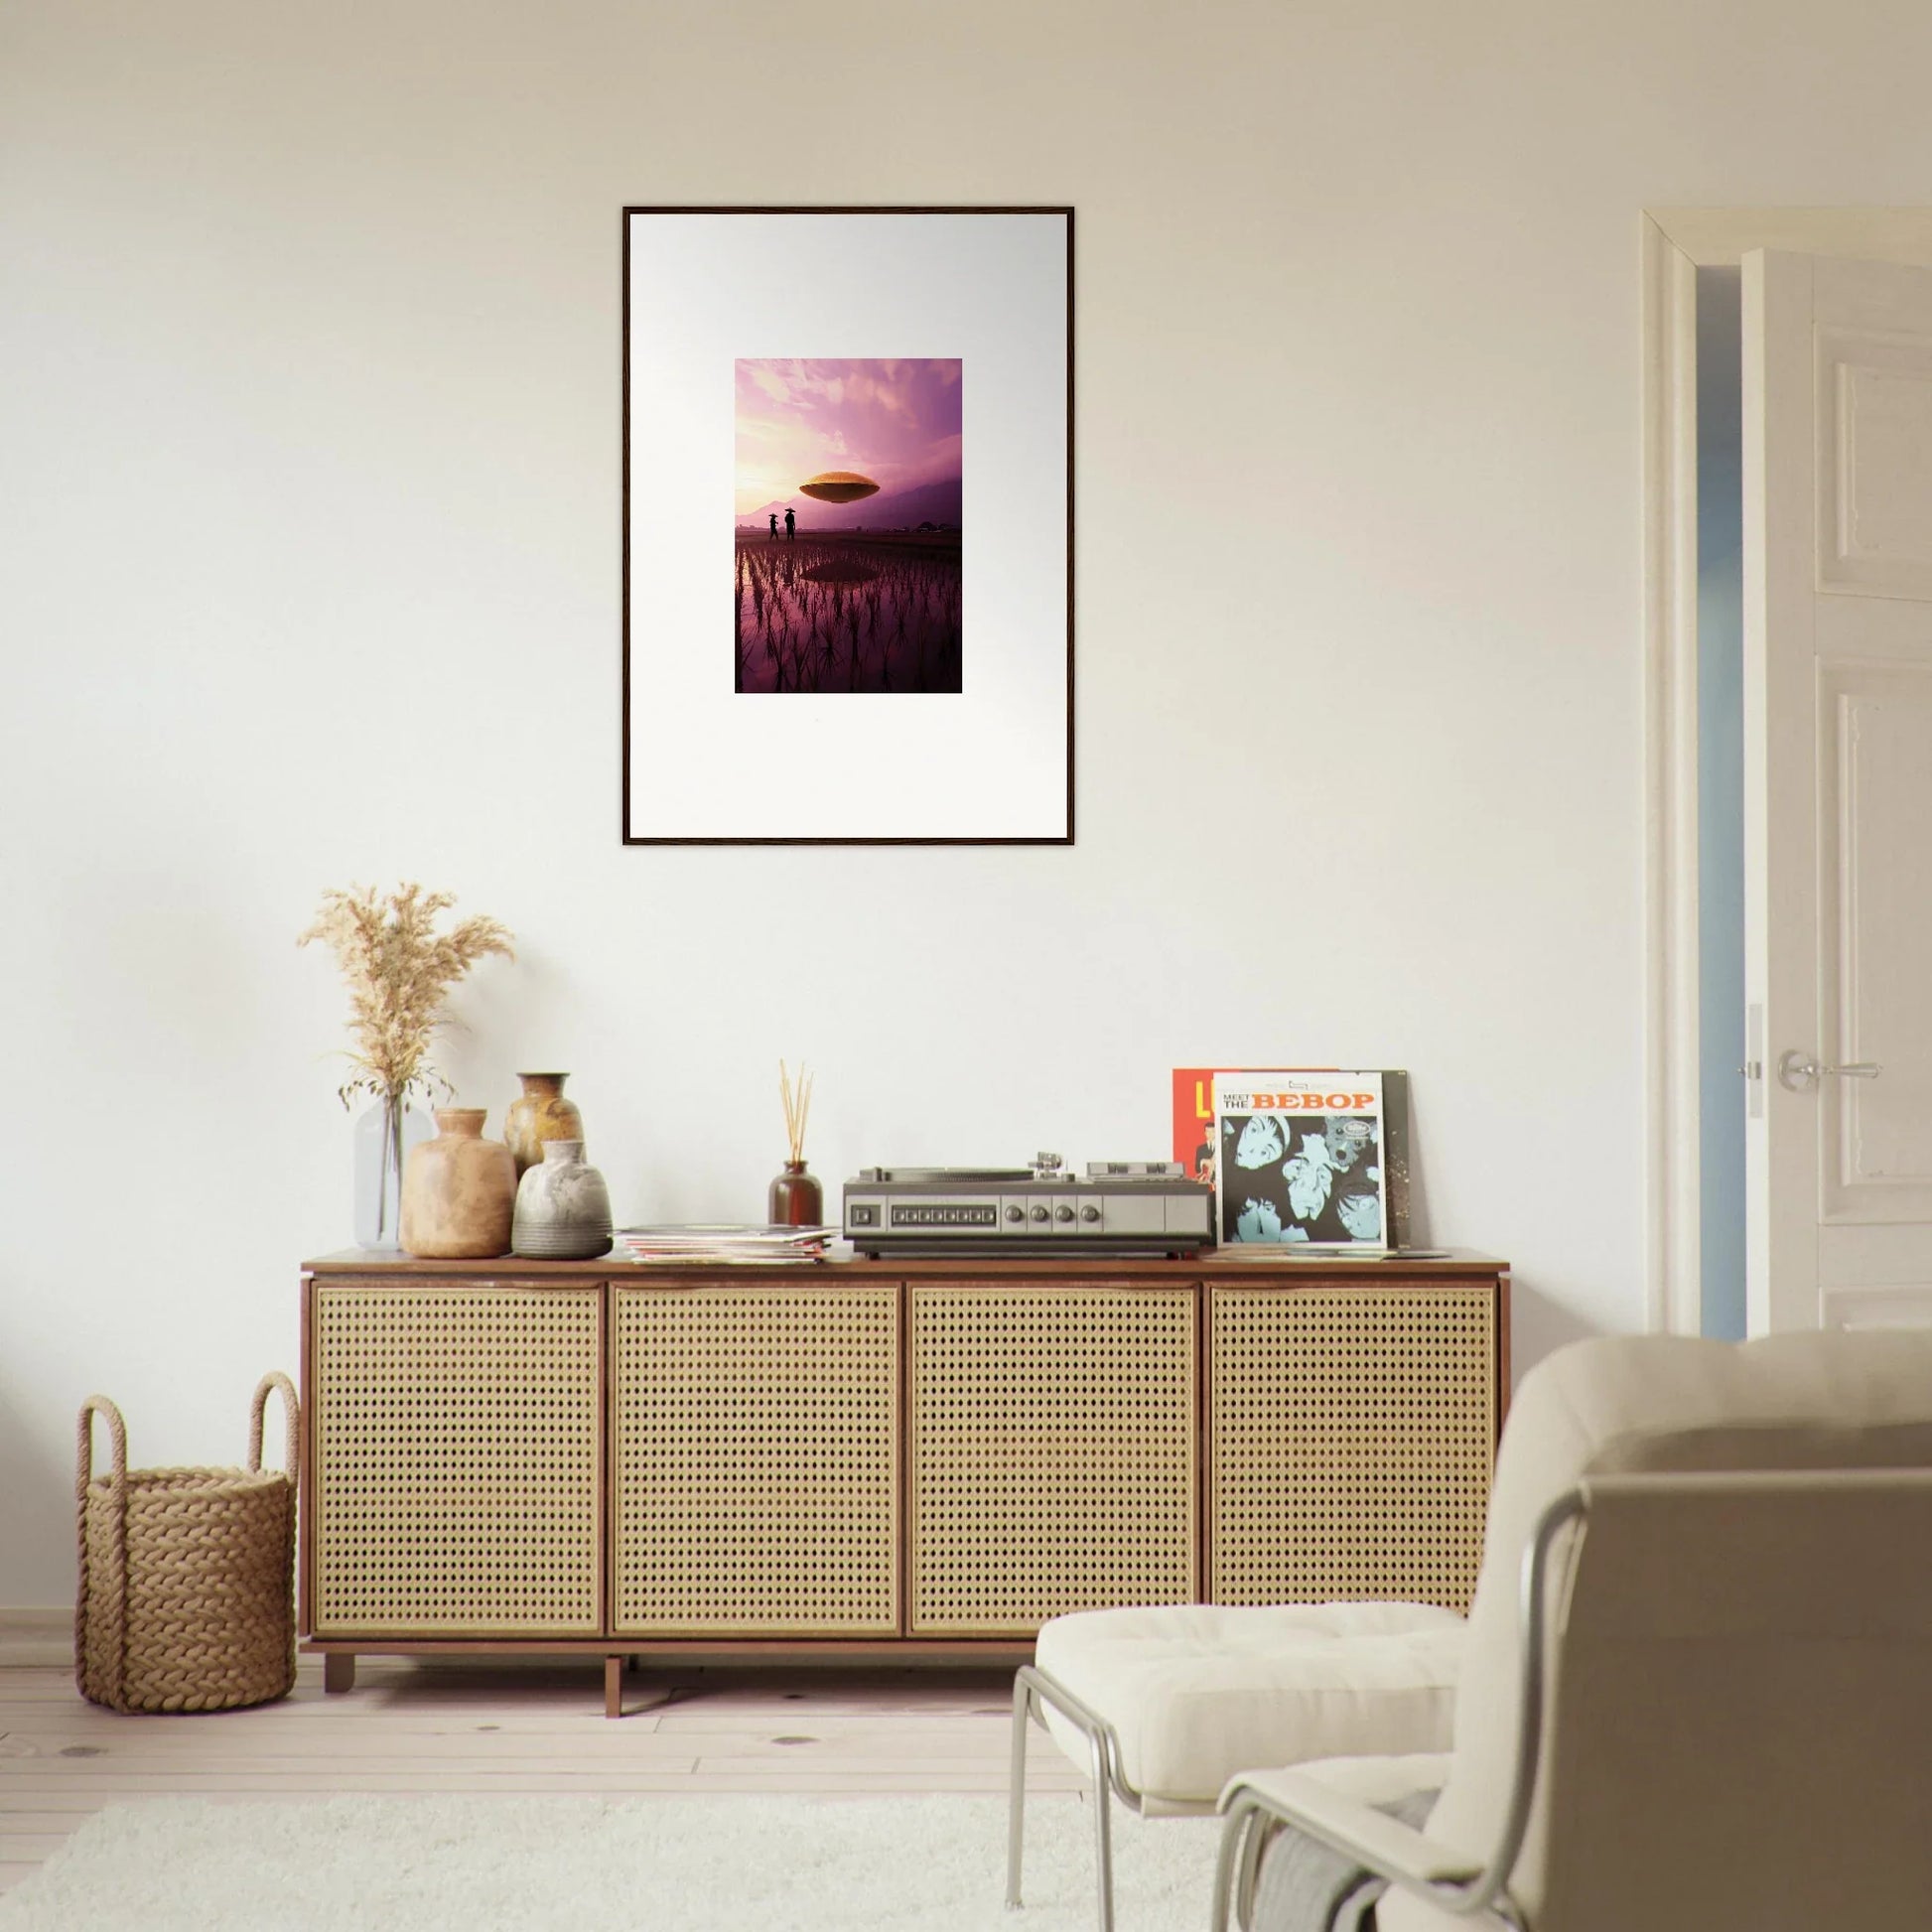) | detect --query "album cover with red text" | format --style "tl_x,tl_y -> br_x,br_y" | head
1172,1067 -> 1411,1247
